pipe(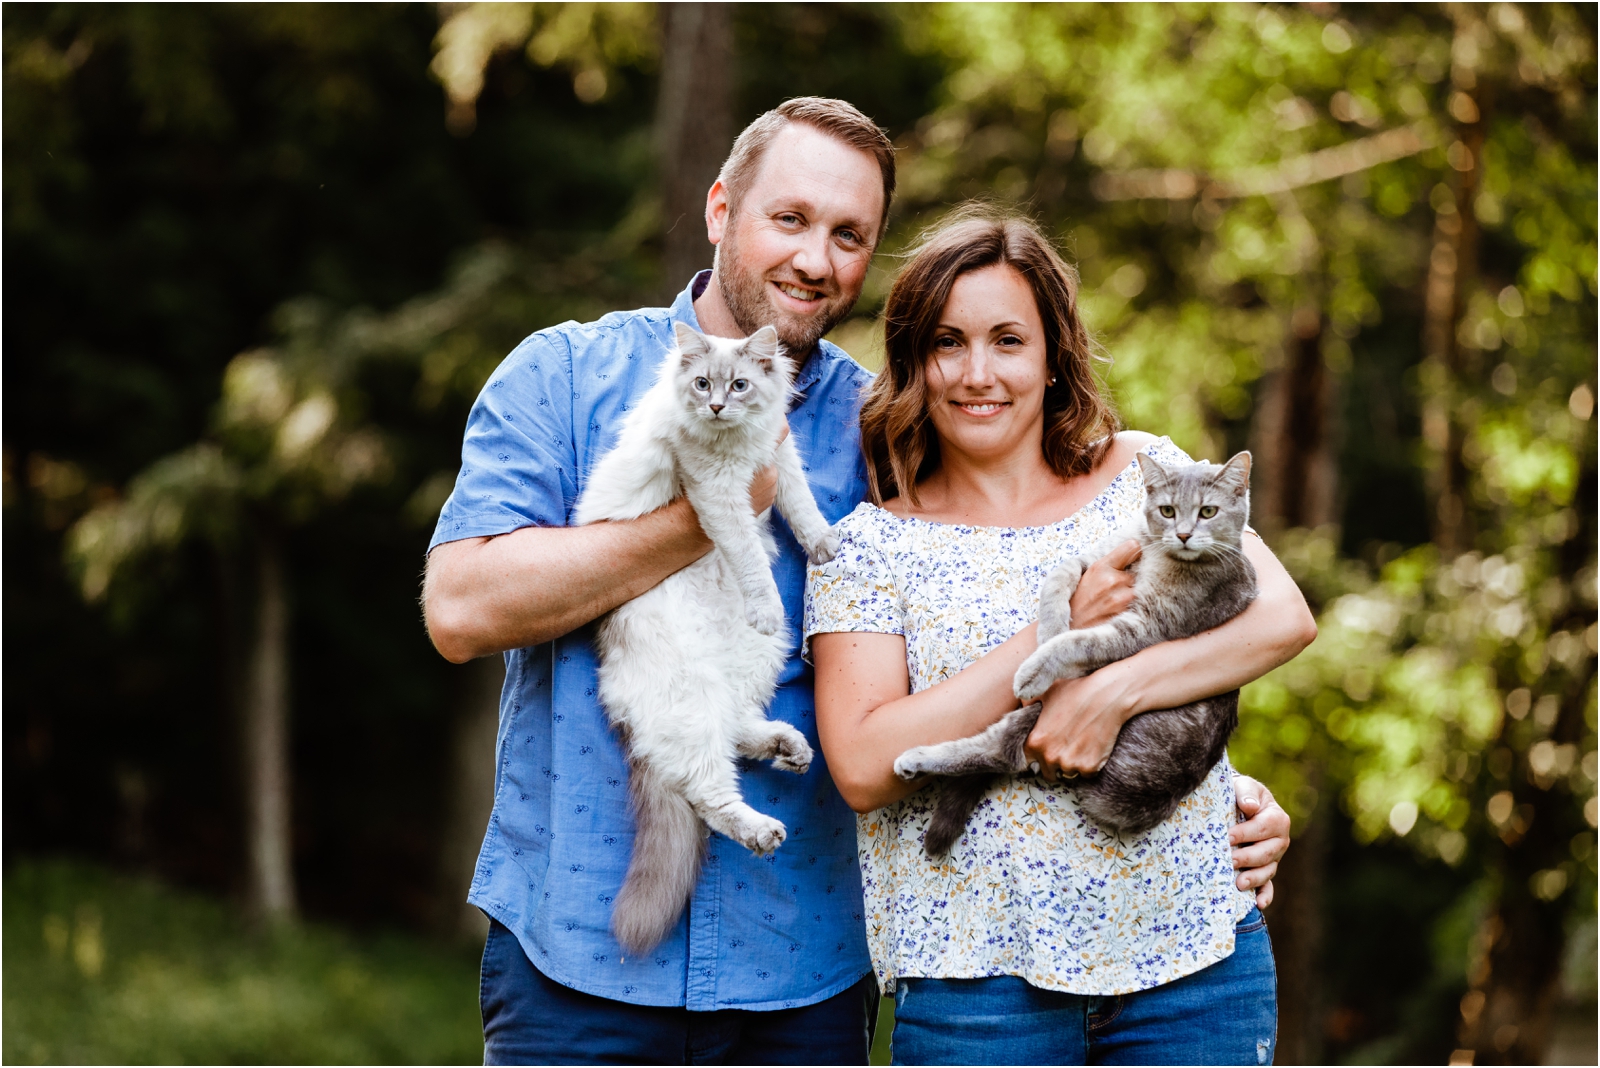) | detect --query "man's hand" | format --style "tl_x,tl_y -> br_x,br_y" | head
746,422 -> 789,516
749,465 -> 778,515
1231,775 -> 1290,908
1069,540 -> 1140,629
